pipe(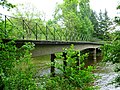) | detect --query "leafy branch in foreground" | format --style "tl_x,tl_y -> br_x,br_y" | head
40,45 -> 98,90
0,40 -> 37,90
